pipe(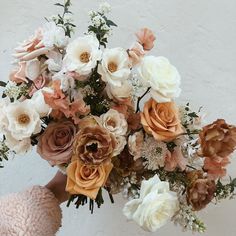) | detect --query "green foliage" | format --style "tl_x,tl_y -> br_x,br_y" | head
48,0 -> 76,37
215,178 -> 236,201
